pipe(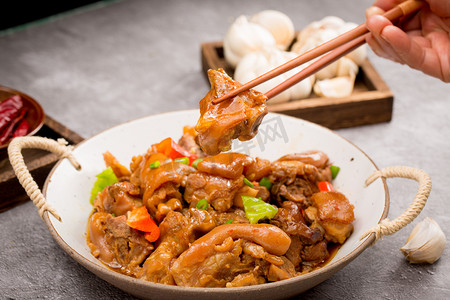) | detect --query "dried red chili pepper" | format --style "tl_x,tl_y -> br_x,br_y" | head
0,95 -> 23,132
12,118 -> 30,137
0,109 -> 27,144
